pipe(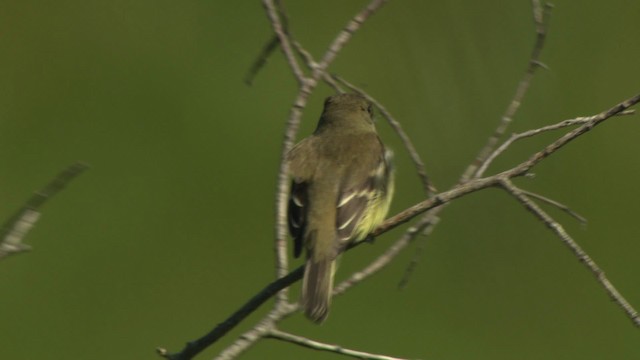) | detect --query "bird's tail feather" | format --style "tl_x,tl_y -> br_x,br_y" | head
301,257 -> 335,323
